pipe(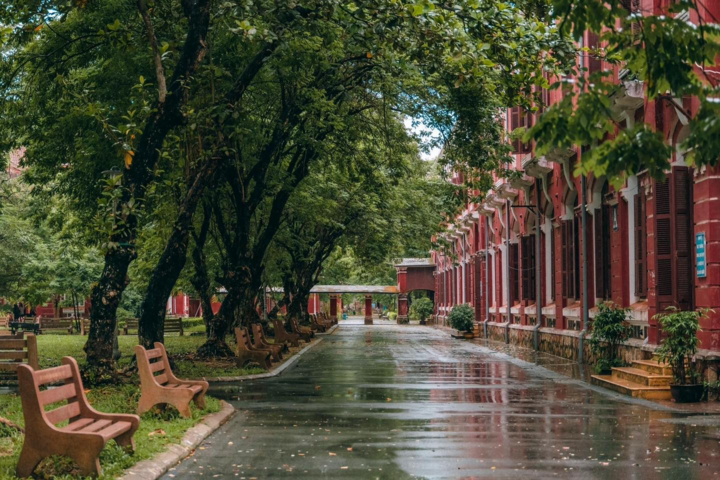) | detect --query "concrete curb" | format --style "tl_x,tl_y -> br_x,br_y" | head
200,324 -> 336,382
119,400 -> 235,480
